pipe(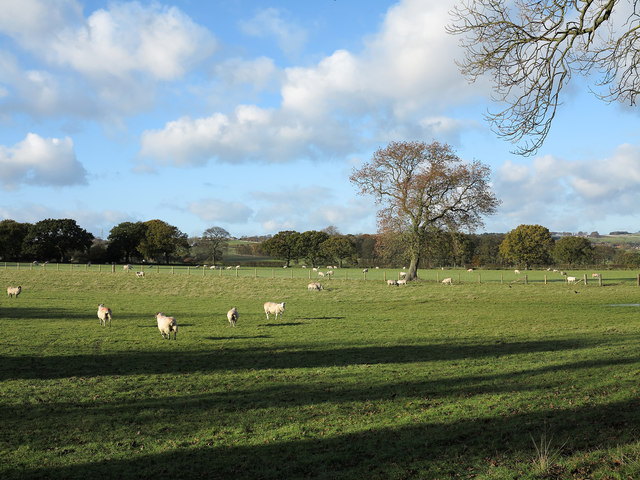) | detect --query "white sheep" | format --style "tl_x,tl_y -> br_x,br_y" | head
325,270 -> 334,276
397,279 -> 407,286
387,279 -> 398,286
467,268 -> 474,272
135,271 -> 145,278
317,271 -> 325,277
156,312 -> 178,340
123,264 -> 132,271
566,276 -> 577,284
362,268 -> 368,273
263,302 -> 285,320
399,271 -> 407,278
442,277 -> 453,285
227,307 -> 239,327
97,303 -> 112,327
307,282 -> 324,291
514,269 -> 520,275
592,273 -> 601,278
7,286 -> 21,298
